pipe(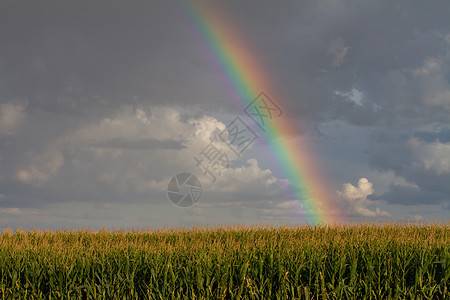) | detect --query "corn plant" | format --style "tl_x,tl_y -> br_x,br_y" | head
0,222 -> 448,299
